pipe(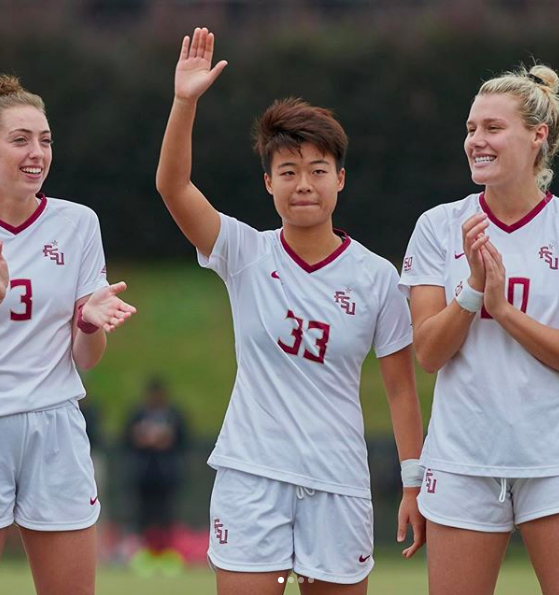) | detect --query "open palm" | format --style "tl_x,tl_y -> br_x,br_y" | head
175,27 -> 227,101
